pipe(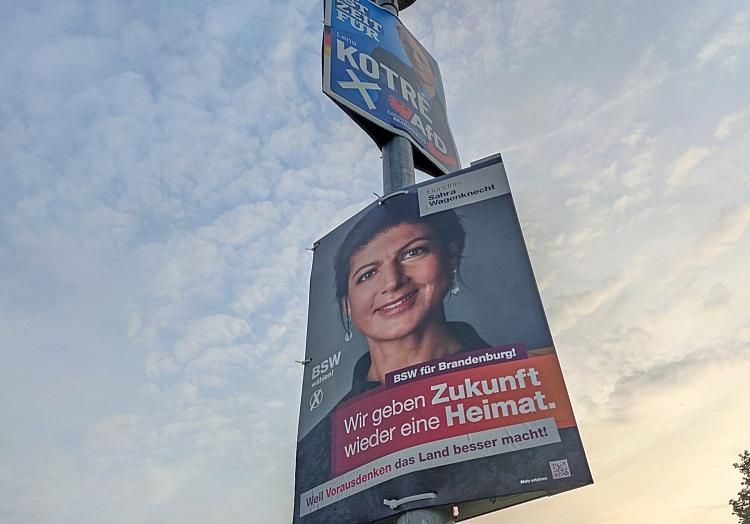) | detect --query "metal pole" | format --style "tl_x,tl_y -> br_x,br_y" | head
376,0 -> 400,16
396,507 -> 455,524
382,135 -> 415,194
376,0 -> 416,194
377,1 -> 452,523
